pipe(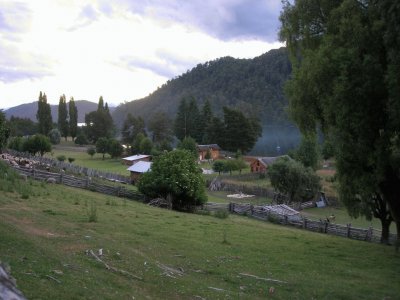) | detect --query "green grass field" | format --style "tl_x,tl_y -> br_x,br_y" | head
1,169 -> 400,299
